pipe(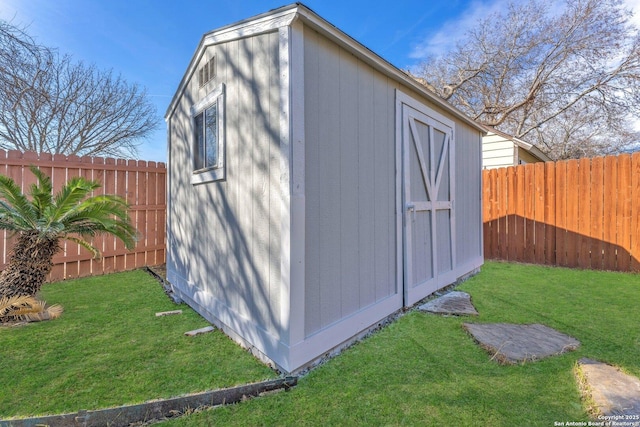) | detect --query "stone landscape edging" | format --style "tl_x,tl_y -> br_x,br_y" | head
0,376 -> 297,427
